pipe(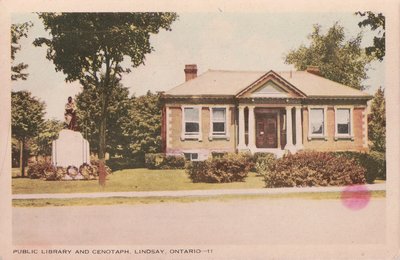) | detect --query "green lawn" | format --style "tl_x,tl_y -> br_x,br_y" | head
12,168 -> 266,194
